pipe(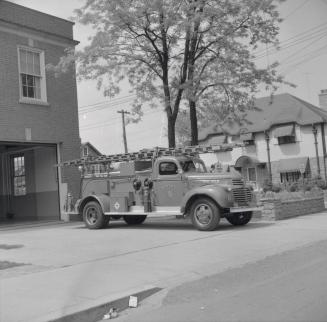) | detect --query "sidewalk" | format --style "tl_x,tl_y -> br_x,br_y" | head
1,213 -> 327,322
